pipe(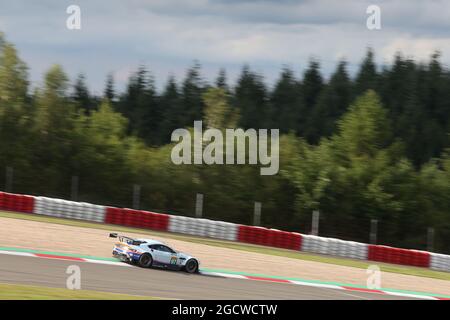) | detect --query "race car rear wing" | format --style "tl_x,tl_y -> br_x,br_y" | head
109,233 -> 144,246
